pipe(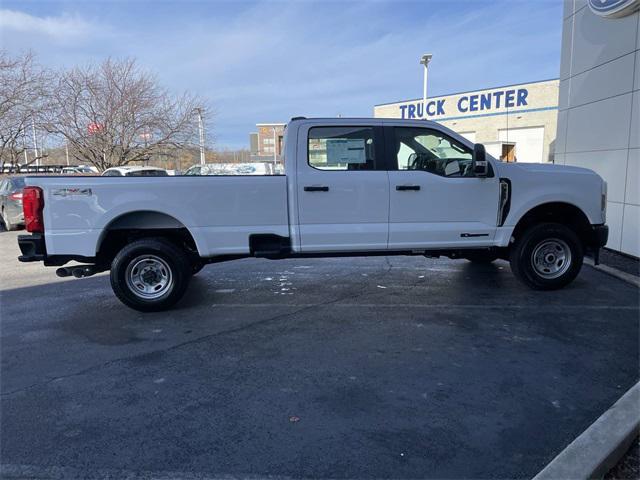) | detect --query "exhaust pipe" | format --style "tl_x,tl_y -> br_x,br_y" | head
56,265 -> 99,278
56,267 -> 72,277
